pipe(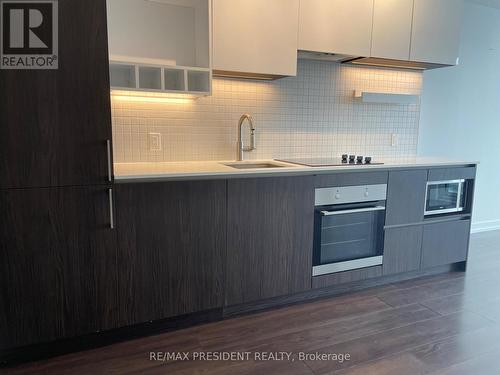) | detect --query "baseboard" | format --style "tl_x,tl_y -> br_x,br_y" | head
0,308 -> 222,368
223,264 -> 457,317
471,220 -> 500,233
